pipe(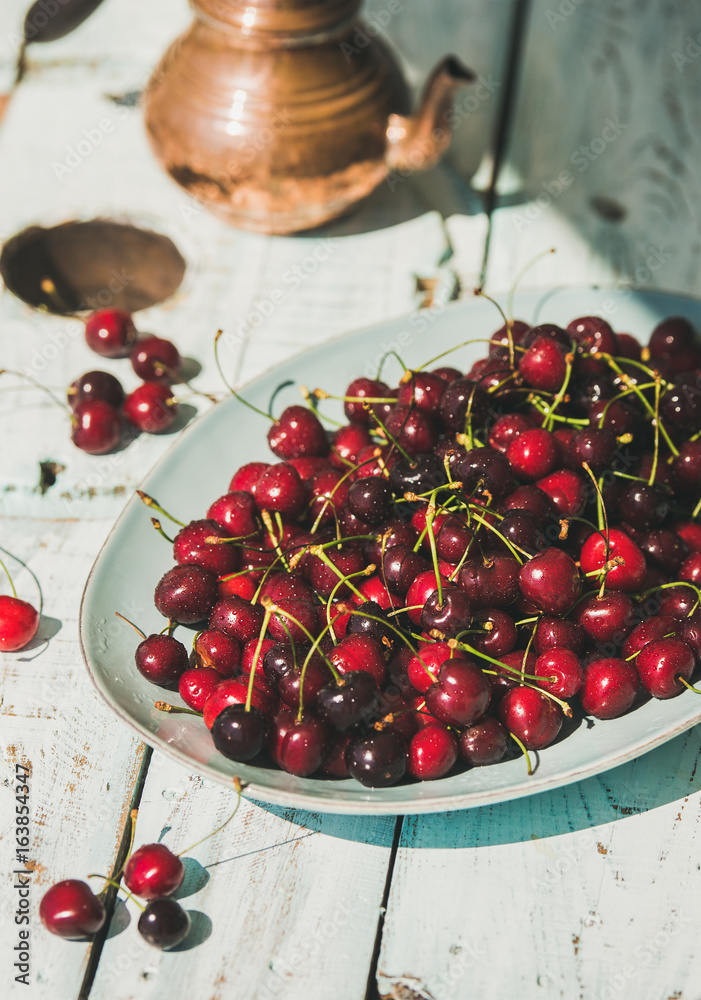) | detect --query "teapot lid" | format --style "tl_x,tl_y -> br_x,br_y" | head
193,0 -> 362,42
